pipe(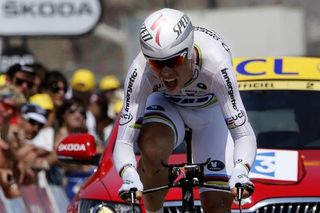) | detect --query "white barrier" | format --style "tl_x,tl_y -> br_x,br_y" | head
0,171 -> 69,213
